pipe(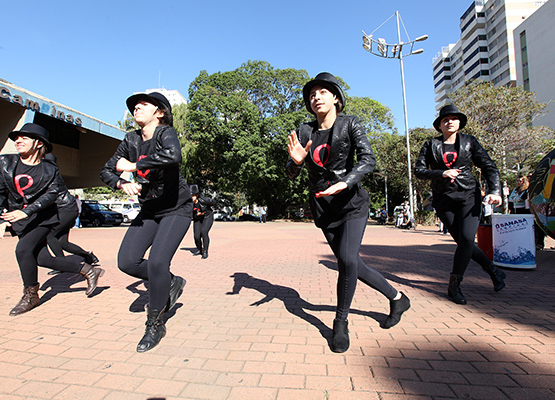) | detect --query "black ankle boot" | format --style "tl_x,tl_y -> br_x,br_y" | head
448,273 -> 467,305
331,319 -> 349,353
382,292 -> 411,329
137,307 -> 166,353
167,275 -> 186,311
482,263 -> 506,292
201,251 -> 208,259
